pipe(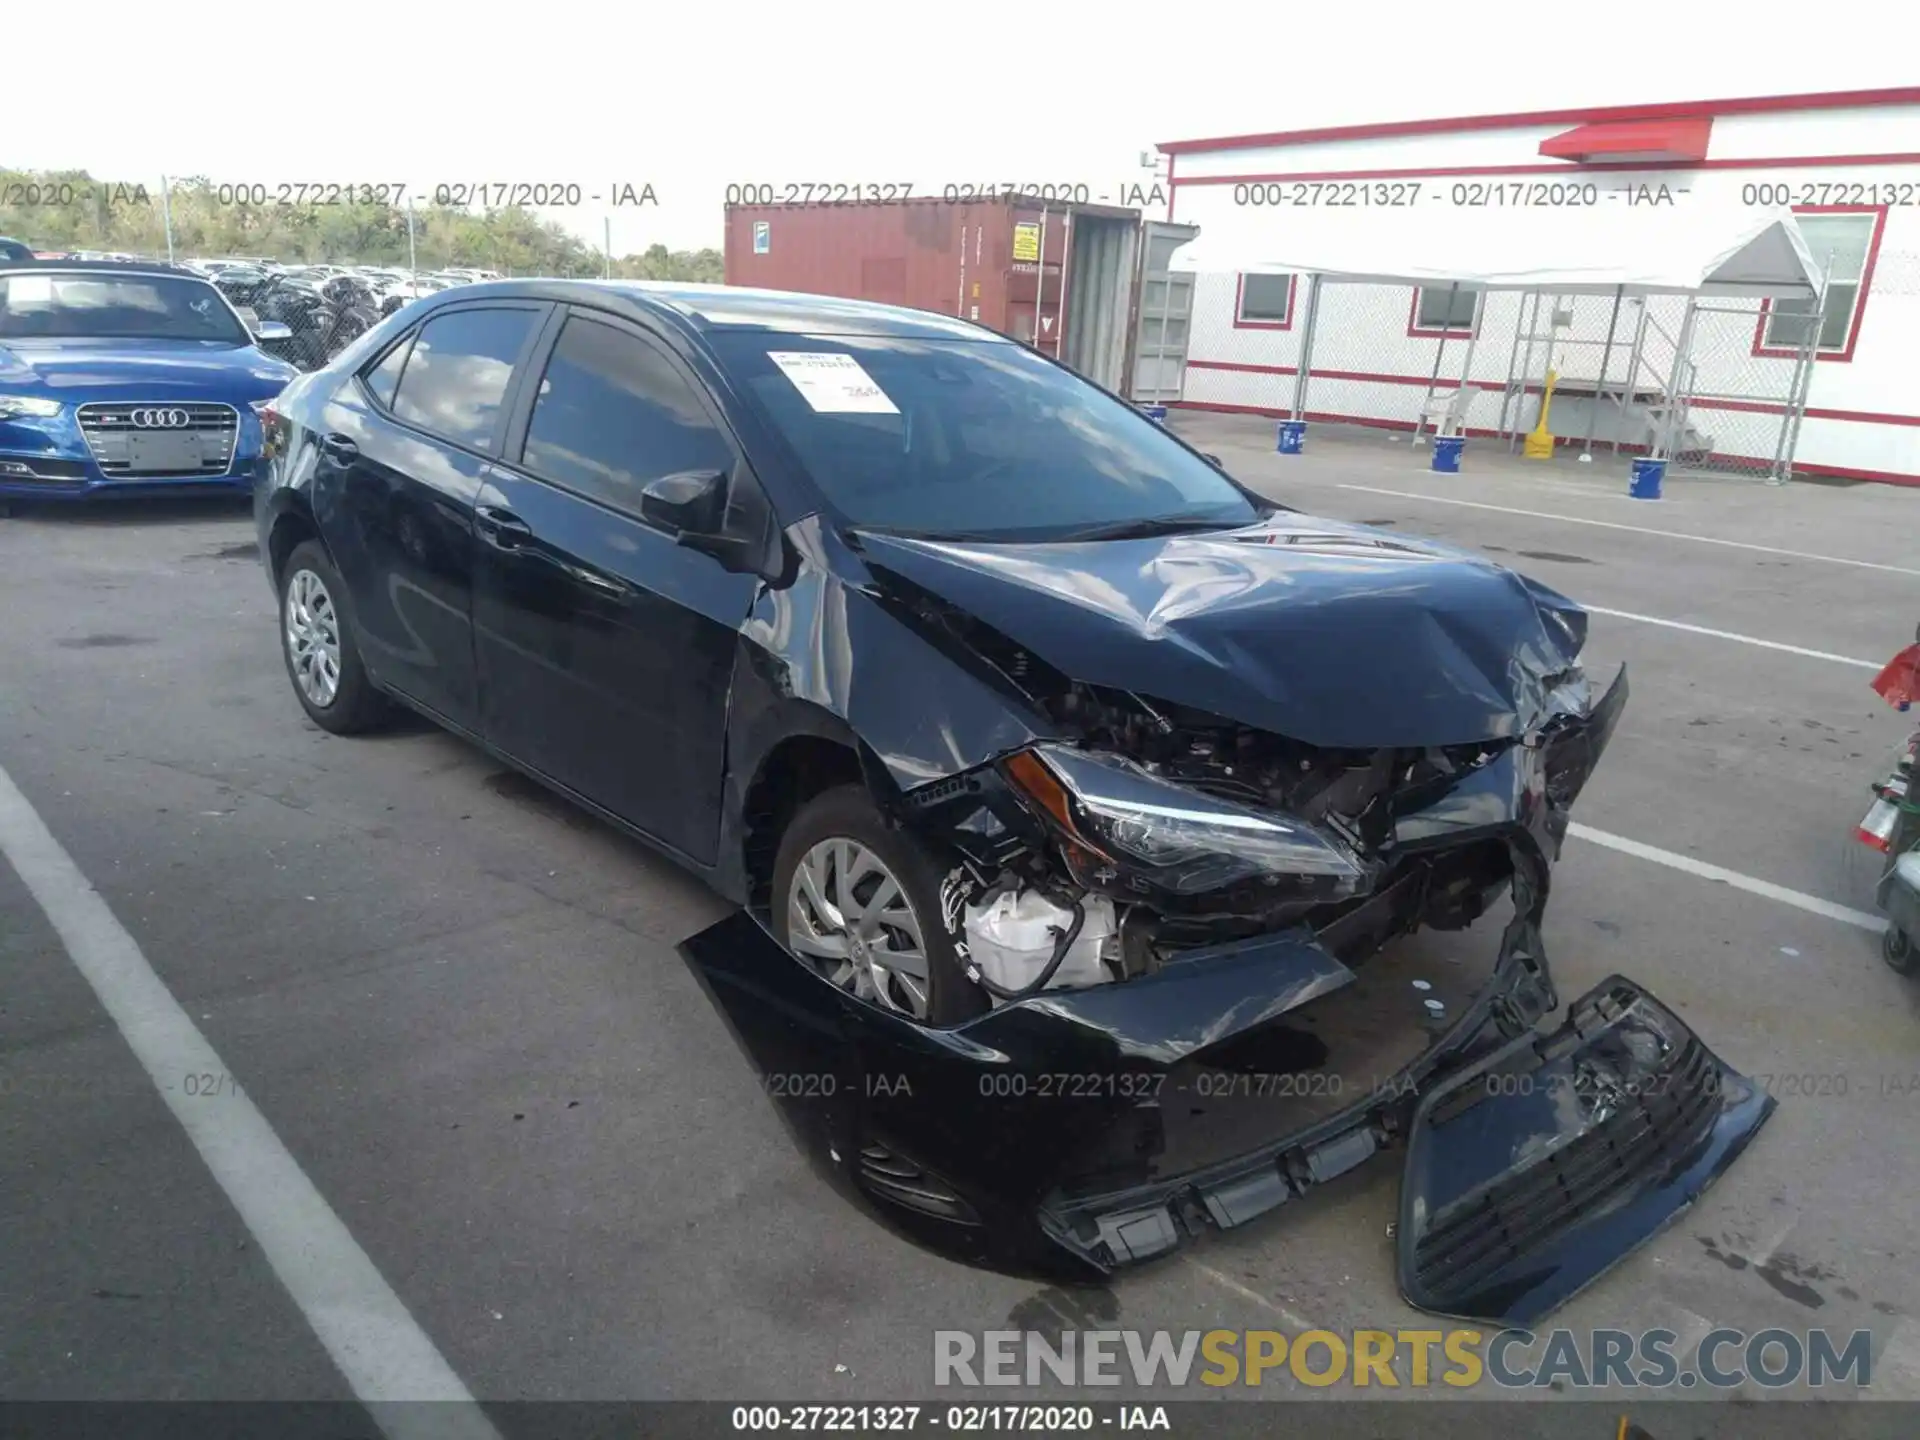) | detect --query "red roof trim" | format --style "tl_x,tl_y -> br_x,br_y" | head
1539,117 -> 1712,163
1172,152 -> 1920,188
1157,87 -> 1920,156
